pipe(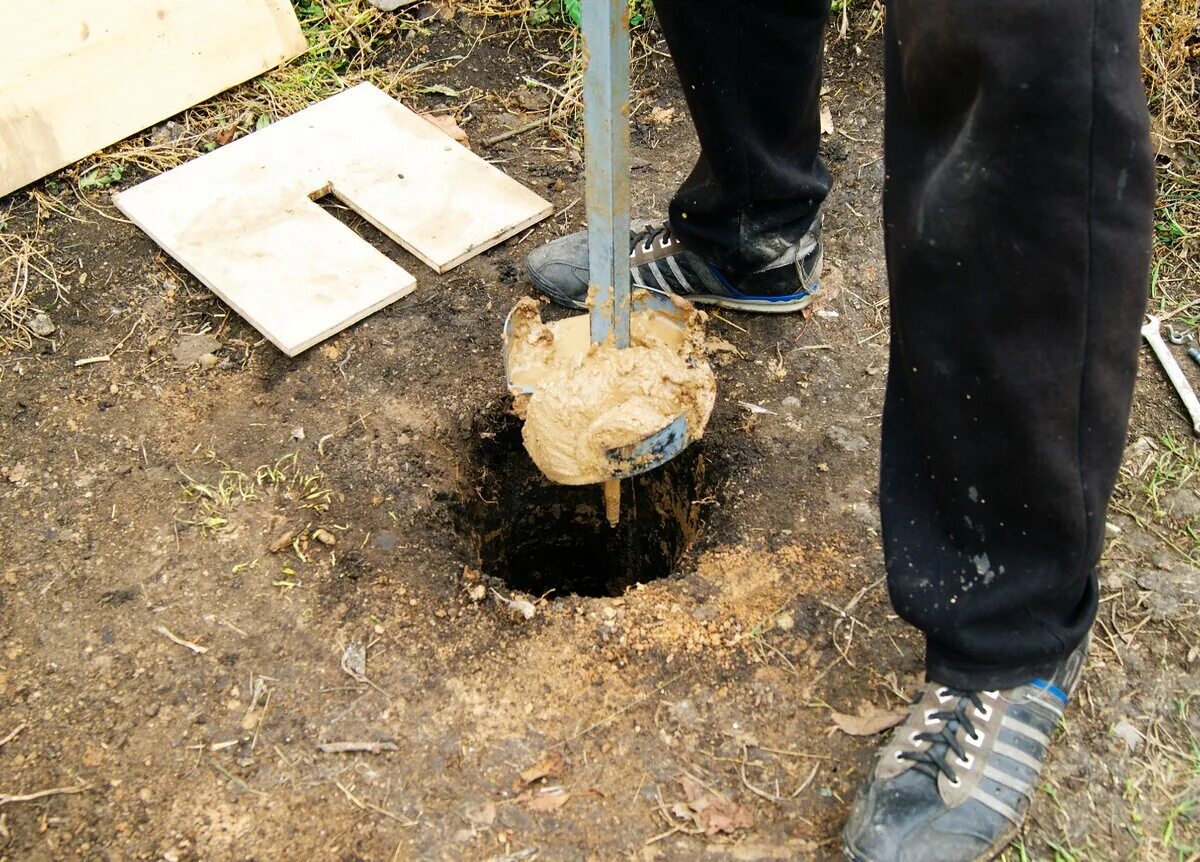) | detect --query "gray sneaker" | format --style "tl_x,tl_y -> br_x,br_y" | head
525,216 -> 822,313
842,637 -> 1090,862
